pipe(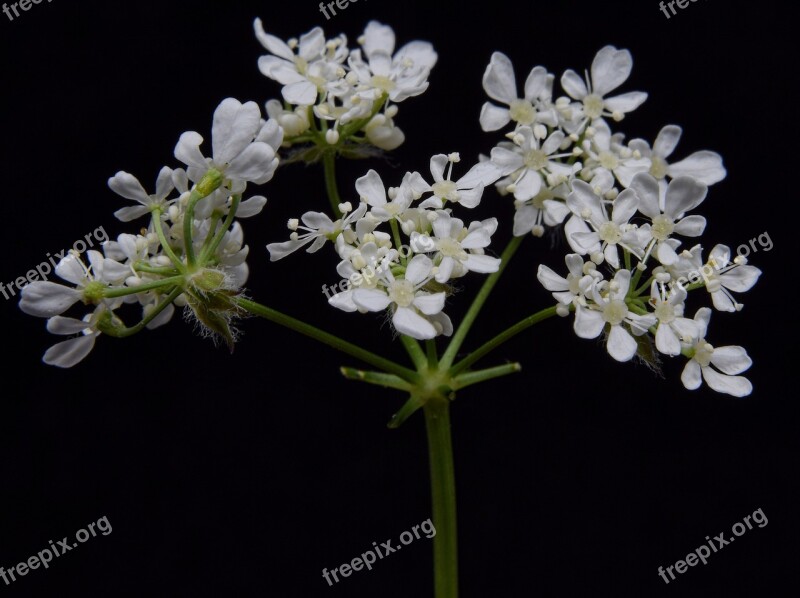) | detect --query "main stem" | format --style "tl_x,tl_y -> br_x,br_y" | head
424,398 -> 458,598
